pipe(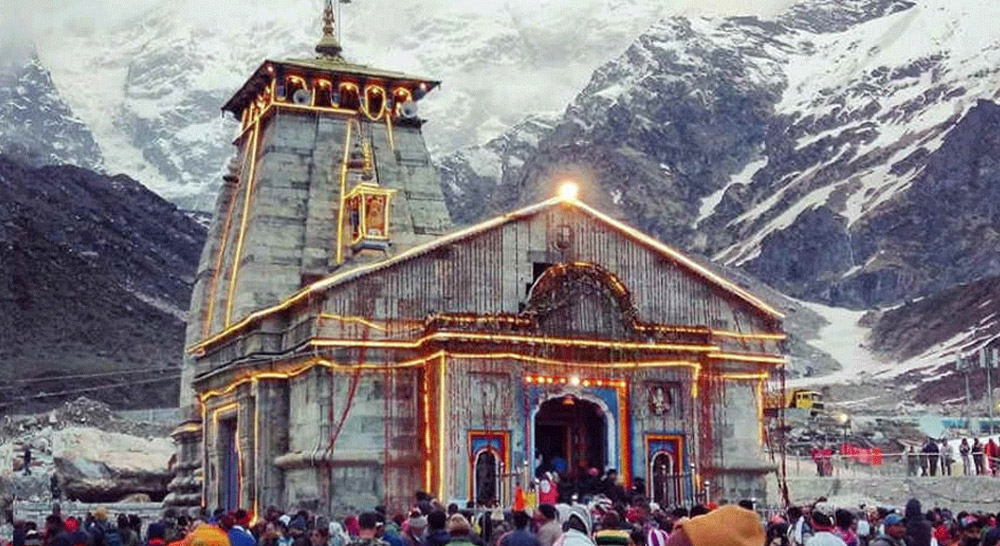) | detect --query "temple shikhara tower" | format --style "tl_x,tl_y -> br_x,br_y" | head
168,2 -> 788,514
